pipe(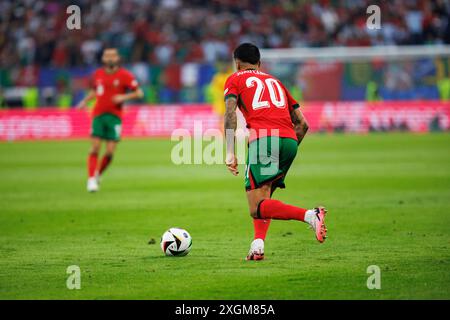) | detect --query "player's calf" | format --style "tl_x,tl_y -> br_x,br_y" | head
99,153 -> 113,176
257,199 -> 307,221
